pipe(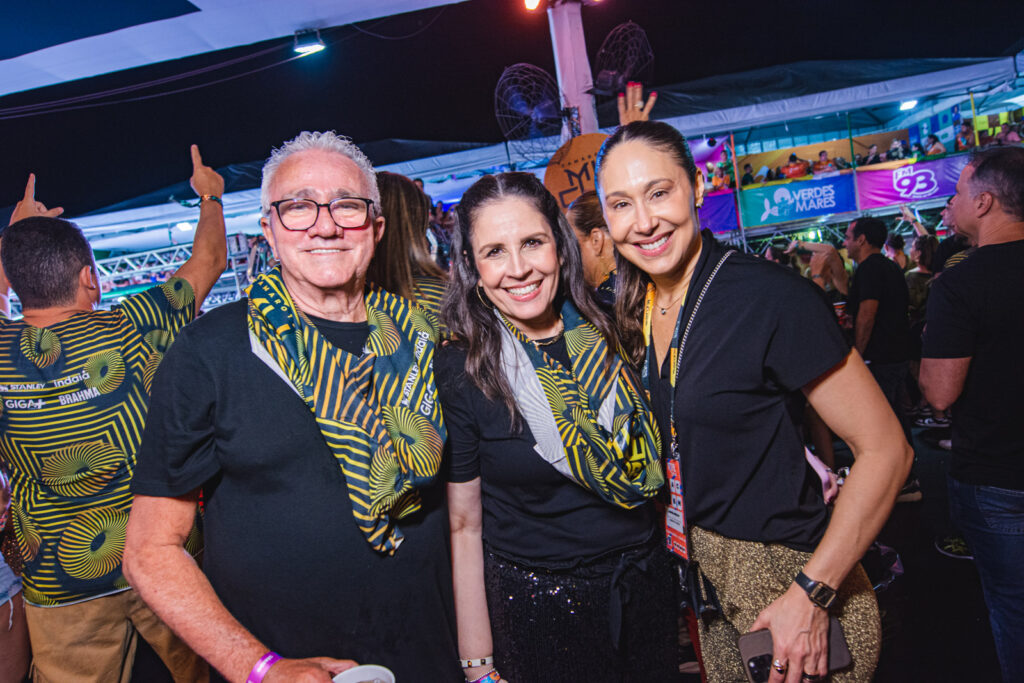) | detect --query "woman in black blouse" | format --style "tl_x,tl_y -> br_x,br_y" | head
438,172 -> 678,682
595,121 -> 913,683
